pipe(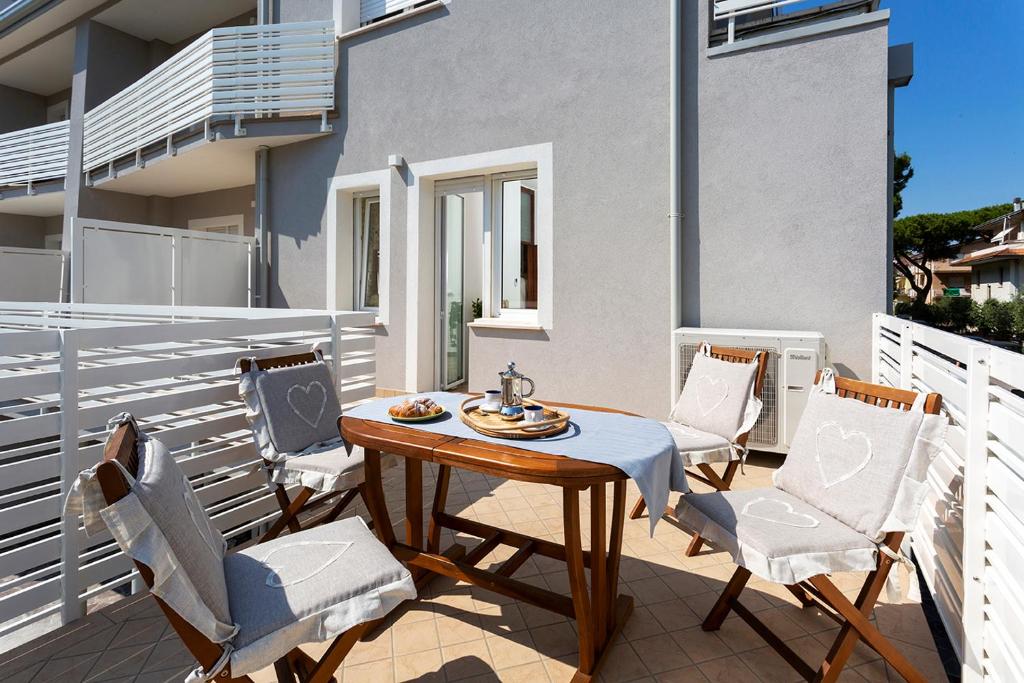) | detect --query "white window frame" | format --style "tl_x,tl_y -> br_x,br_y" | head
326,169 -> 390,323
404,143 -> 552,391
187,214 -> 244,235
353,191 -> 381,314
489,170 -> 540,324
